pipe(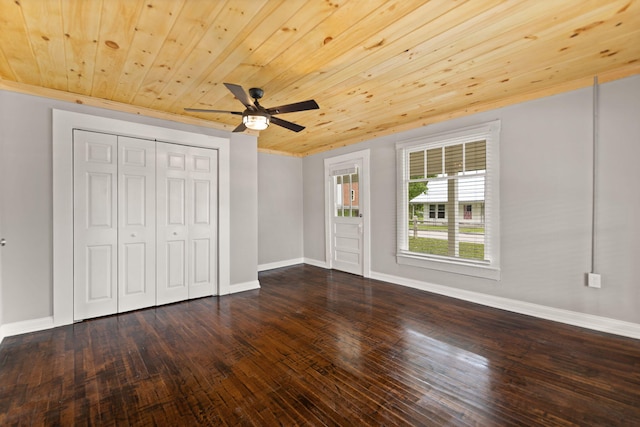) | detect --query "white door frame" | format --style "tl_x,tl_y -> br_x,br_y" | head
324,149 -> 371,277
52,109 -> 230,326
